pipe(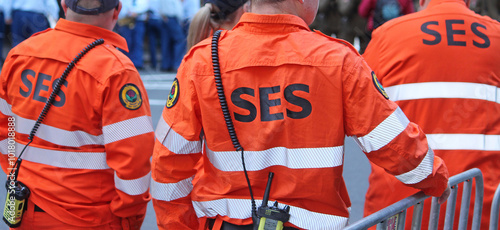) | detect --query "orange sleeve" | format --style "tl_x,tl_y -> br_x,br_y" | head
343,53 -> 449,197
0,56 -> 19,176
151,61 -> 203,229
102,69 -> 154,229
0,58 -> 12,174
